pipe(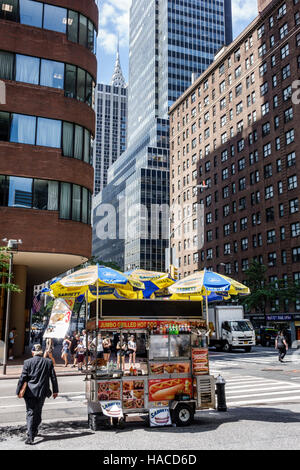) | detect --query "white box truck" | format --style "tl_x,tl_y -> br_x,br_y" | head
208,305 -> 255,352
